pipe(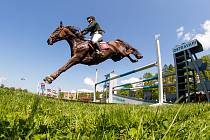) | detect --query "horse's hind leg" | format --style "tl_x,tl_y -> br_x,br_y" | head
131,48 -> 143,59
125,48 -> 143,63
120,46 -> 143,60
